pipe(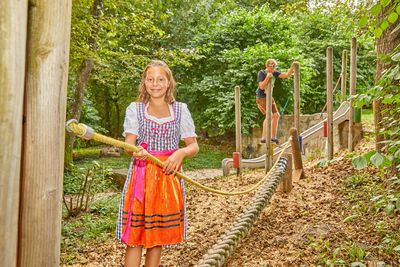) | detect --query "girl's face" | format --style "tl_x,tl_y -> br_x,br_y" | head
144,67 -> 169,100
